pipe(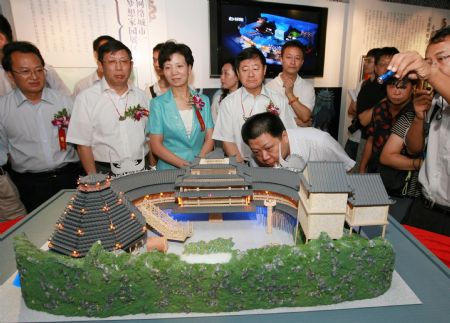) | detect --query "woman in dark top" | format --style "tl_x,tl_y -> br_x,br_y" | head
359,78 -> 416,174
